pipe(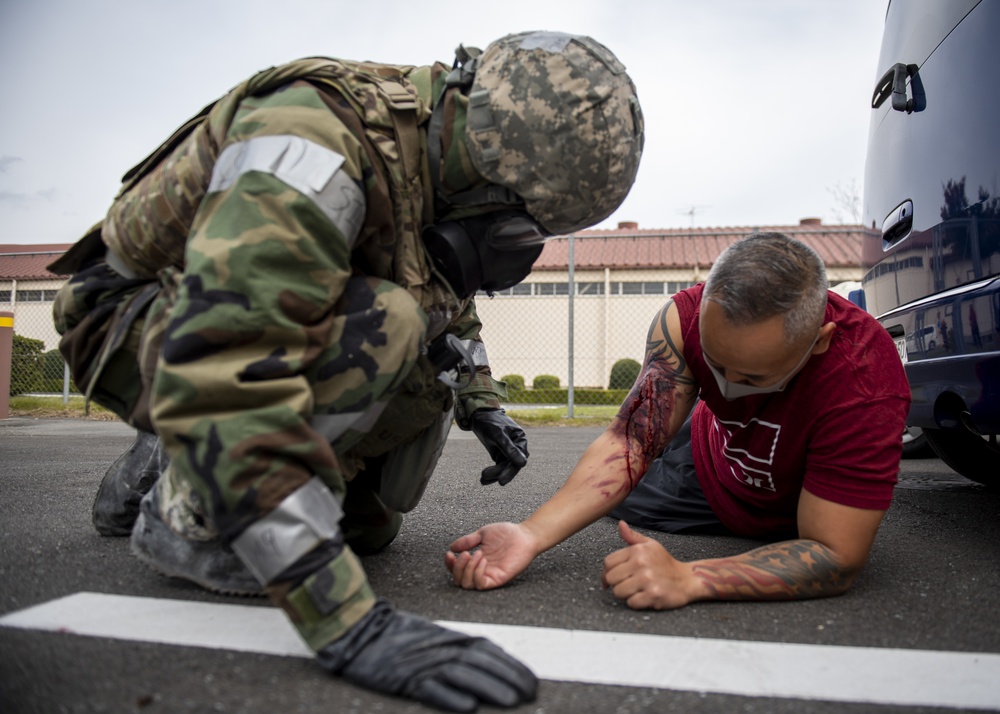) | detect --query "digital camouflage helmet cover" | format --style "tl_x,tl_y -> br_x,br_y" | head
437,30 -> 645,235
